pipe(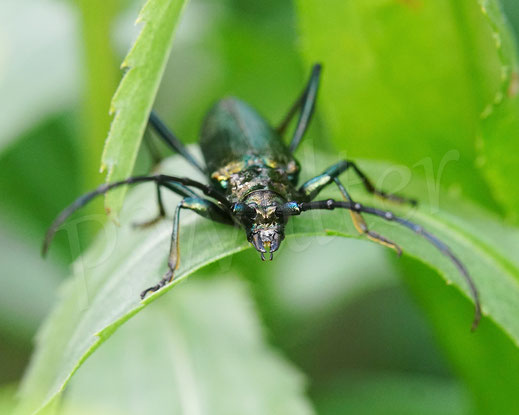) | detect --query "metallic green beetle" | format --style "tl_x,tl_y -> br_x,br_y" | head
43,64 -> 481,329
